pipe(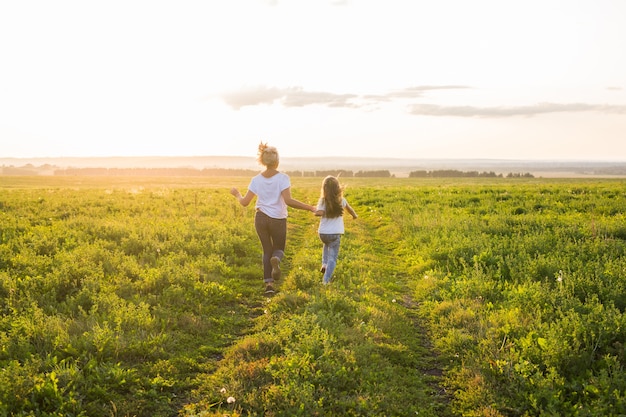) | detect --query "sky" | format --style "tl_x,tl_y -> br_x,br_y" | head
1,0 -> 626,161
